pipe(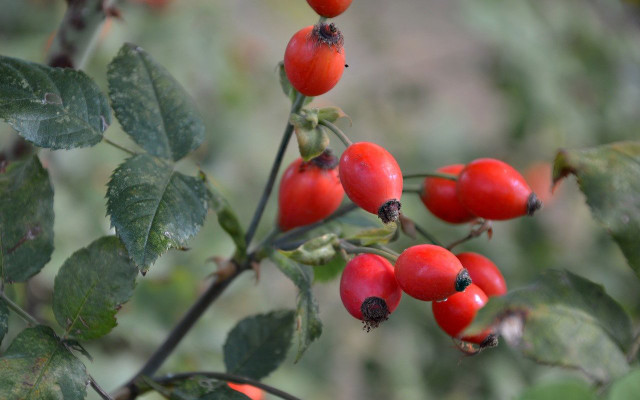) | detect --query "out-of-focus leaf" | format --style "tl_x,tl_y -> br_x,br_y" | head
0,155 -> 53,283
0,55 -> 110,149
223,310 -> 295,380
106,154 -> 208,270
280,233 -> 338,266
313,253 -> 347,283
0,325 -> 88,399
468,270 -> 631,382
53,236 -> 138,340
518,380 -> 596,400
269,251 -> 322,361
553,141 -> 640,278
0,299 -> 7,346
203,176 -> 246,258
107,43 -> 204,161
607,369 -> 640,400
346,222 -> 397,246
